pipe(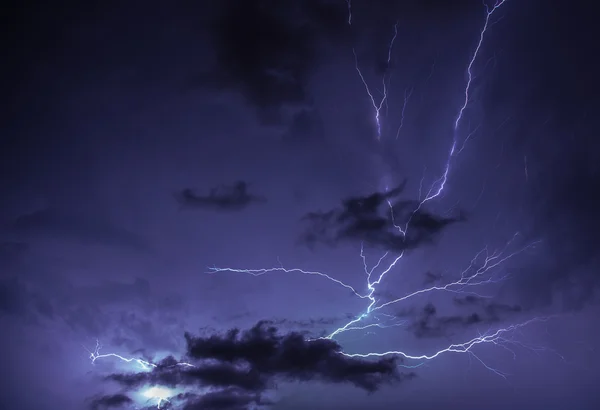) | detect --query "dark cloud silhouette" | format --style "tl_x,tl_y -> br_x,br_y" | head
184,321 -> 406,392
452,295 -> 485,307
300,182 -> 463,252
193,0 -> 346,127
423,271 -> 443,285
484,302 -> 522,321
176,181 -> 266,212
106,321 -> 411,409
212,314 -> 353,338
409,303 -> 479,339
185,321 -> 406,392
89,393 -> 132,410
453,296 -> 523,320
177,388 -> 267,410
408,300 -> 522,339
271,316 -> 348,329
